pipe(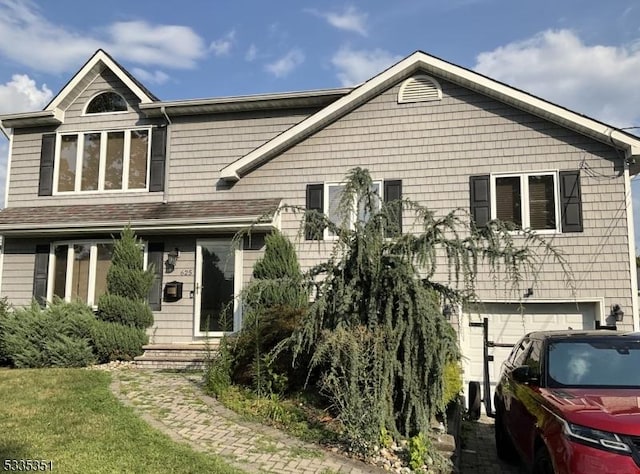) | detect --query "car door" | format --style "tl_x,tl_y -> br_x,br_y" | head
509,339 -> 544,462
